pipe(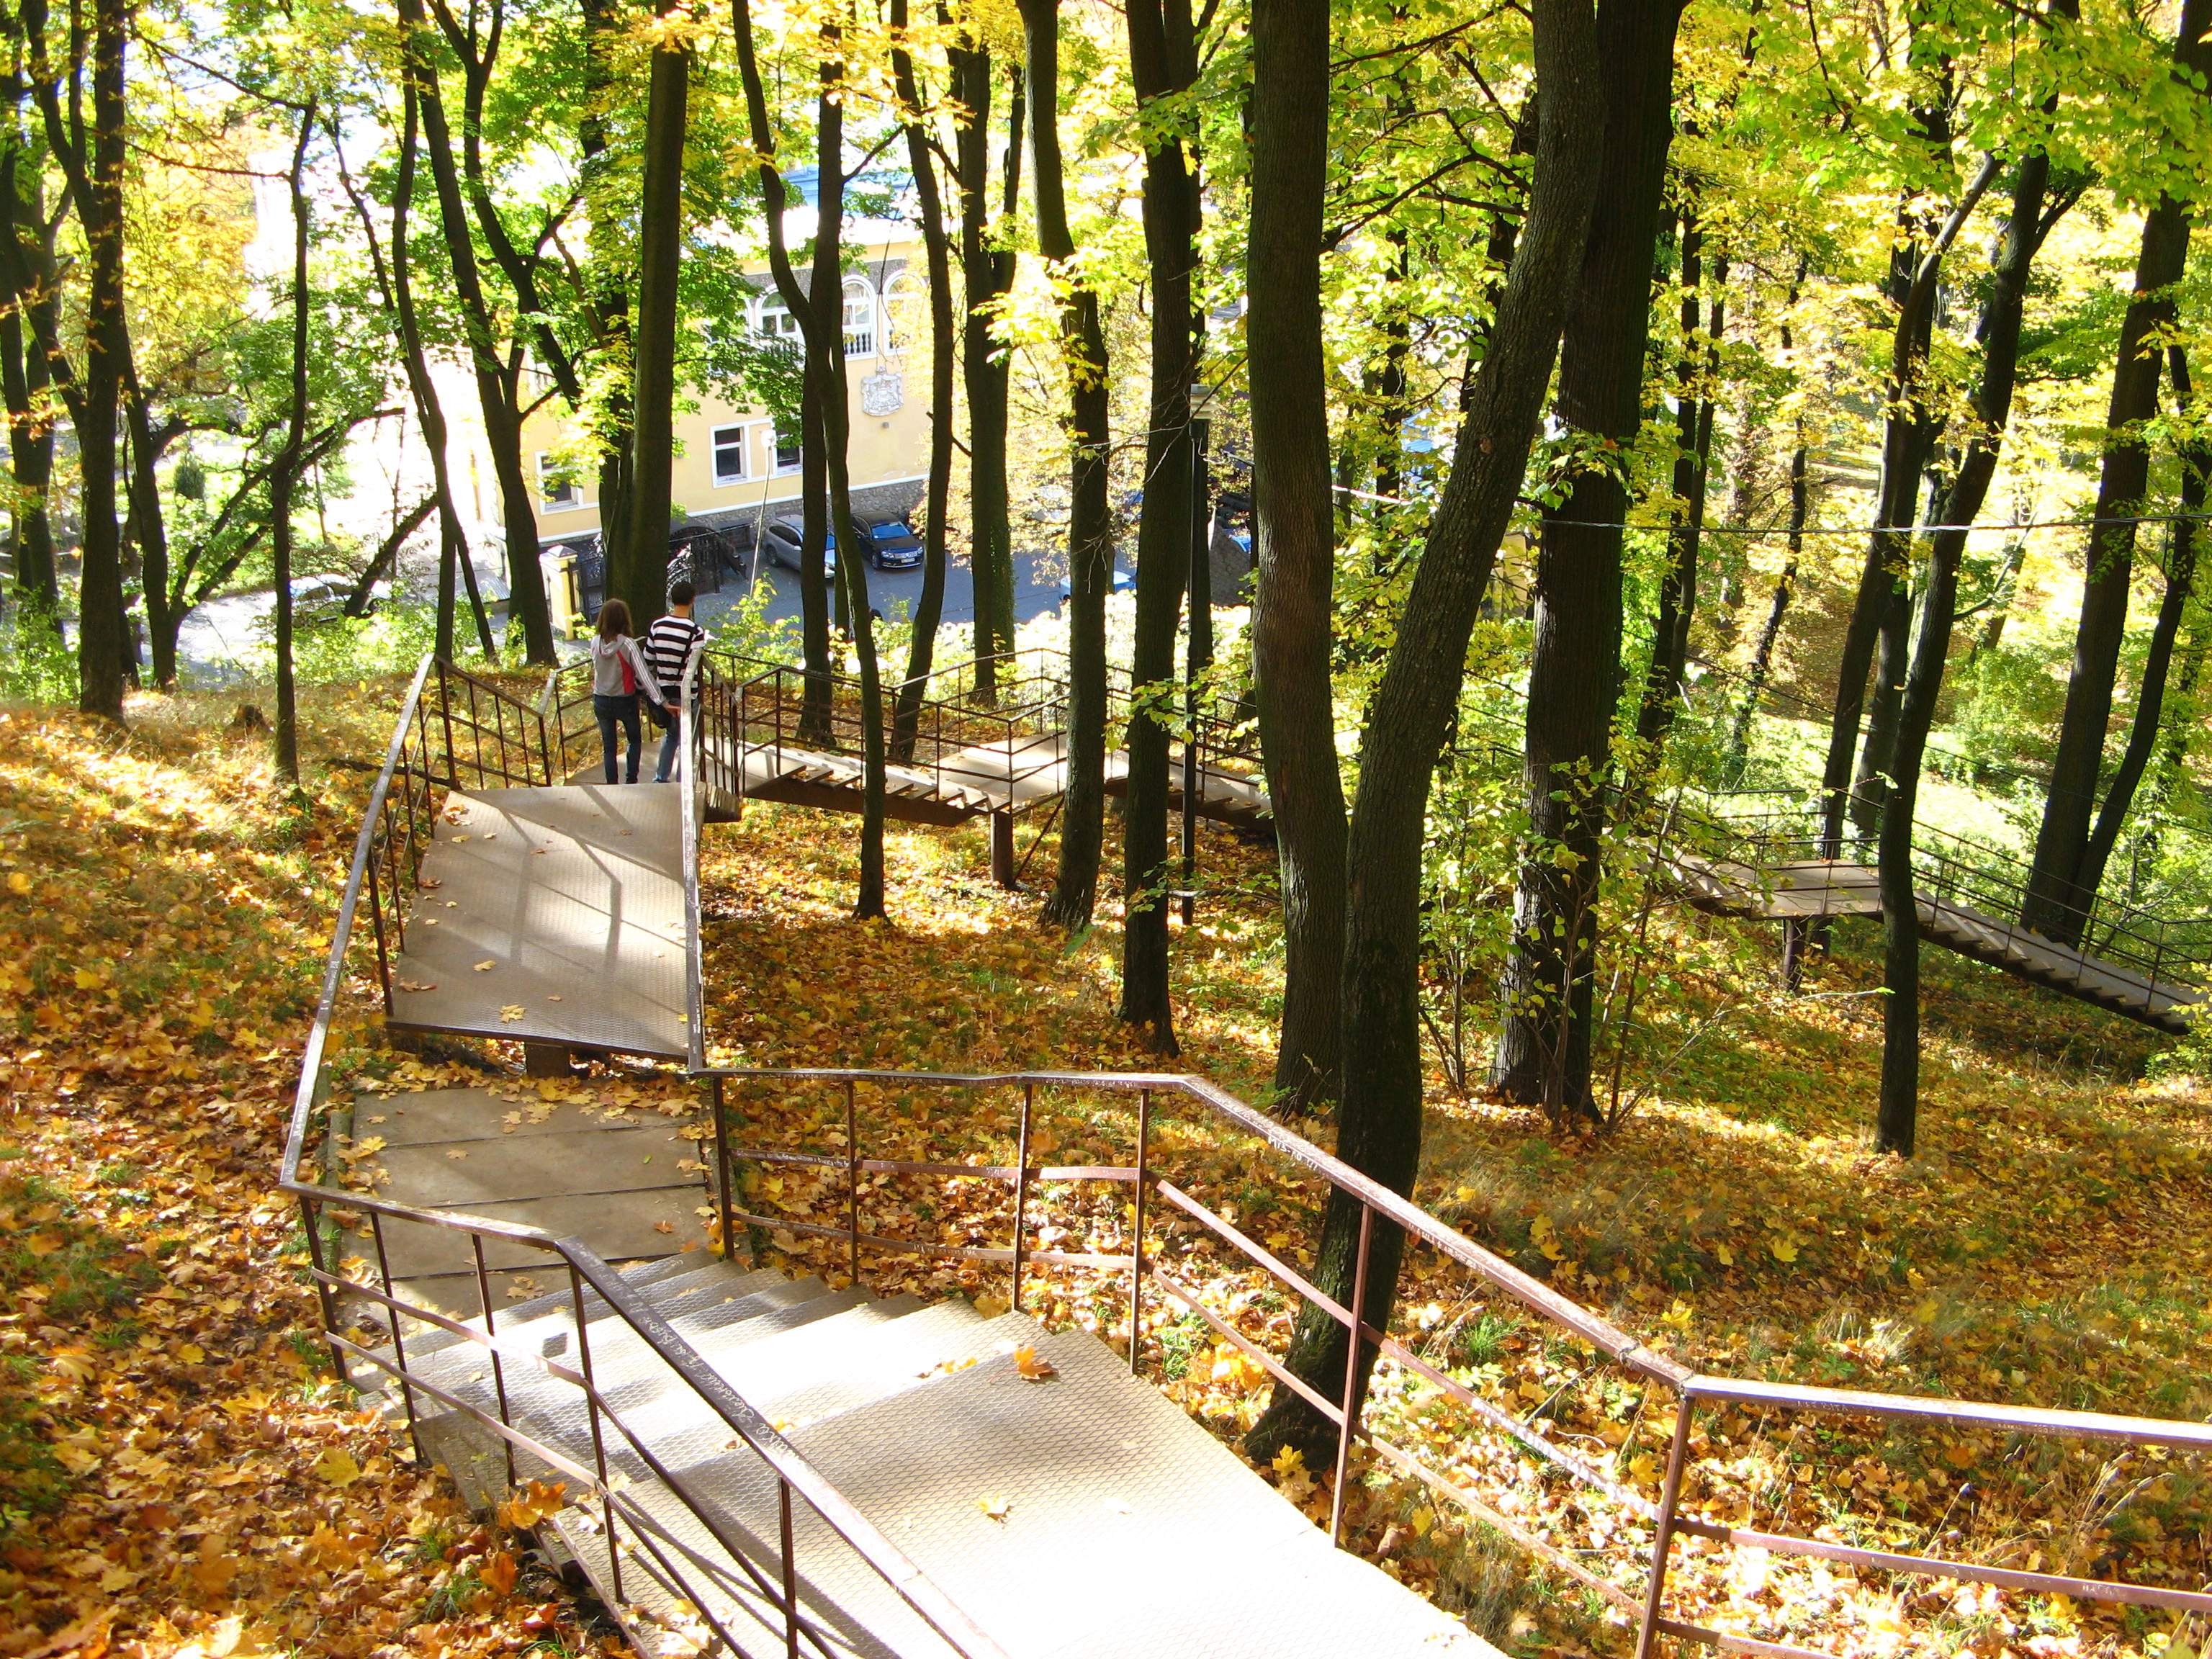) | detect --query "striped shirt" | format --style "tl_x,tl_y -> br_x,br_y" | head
644,613 -> 706,699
